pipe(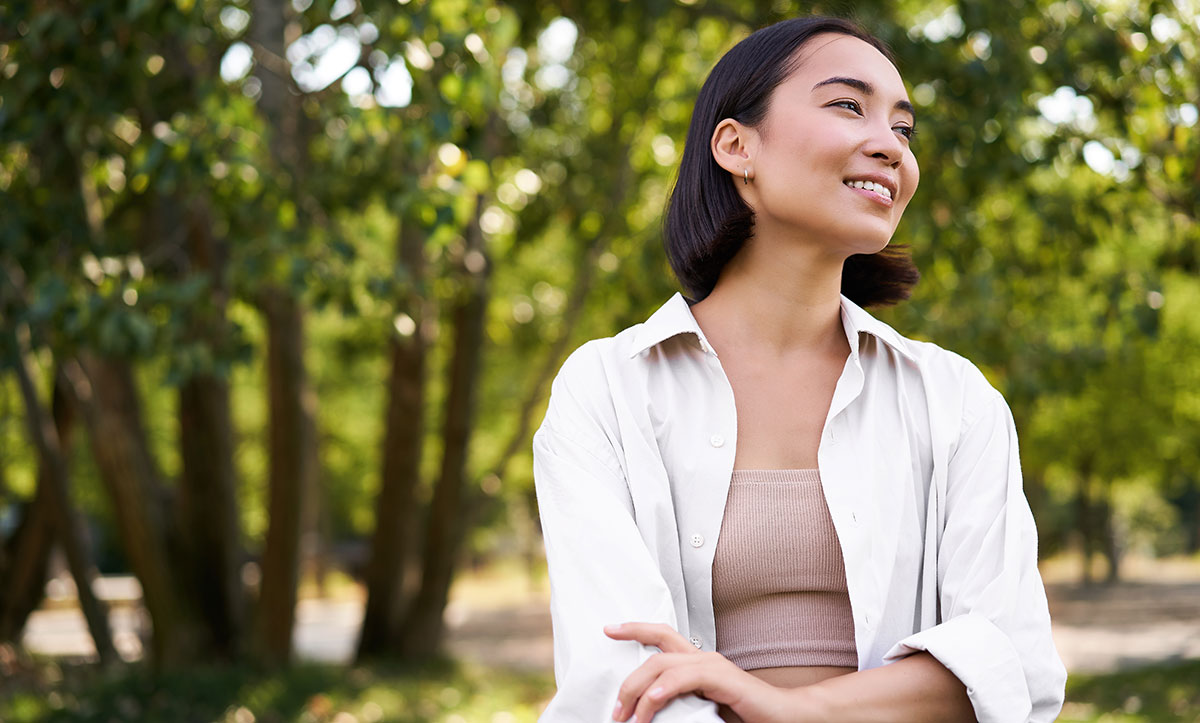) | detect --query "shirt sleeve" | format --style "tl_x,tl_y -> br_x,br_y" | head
533,373 -> 723,722
882,386 -> 1066,723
